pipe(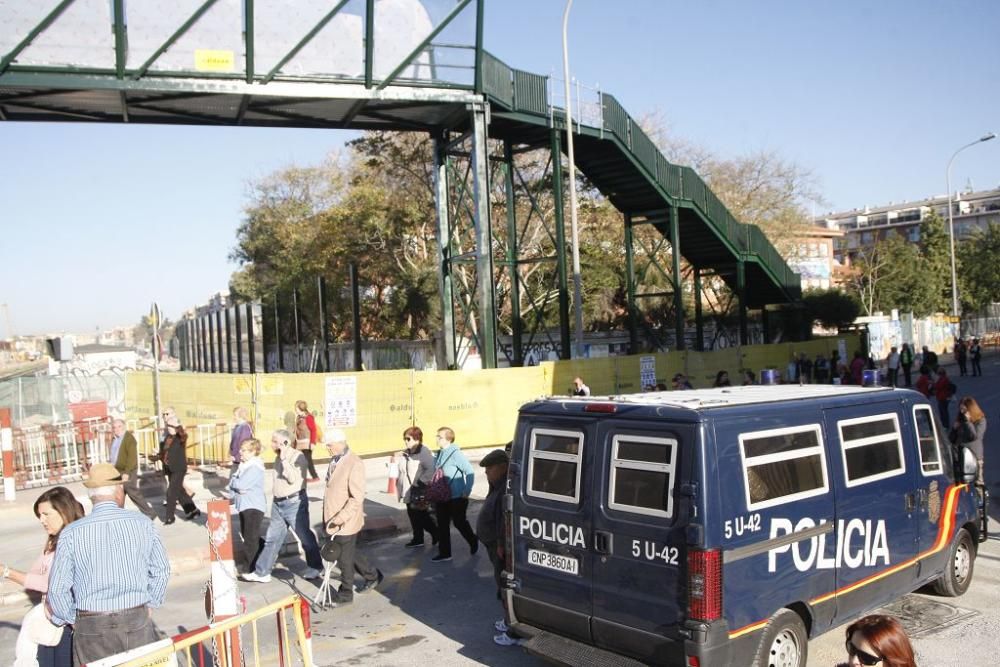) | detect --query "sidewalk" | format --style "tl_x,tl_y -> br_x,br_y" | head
0,445 -> 504,608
